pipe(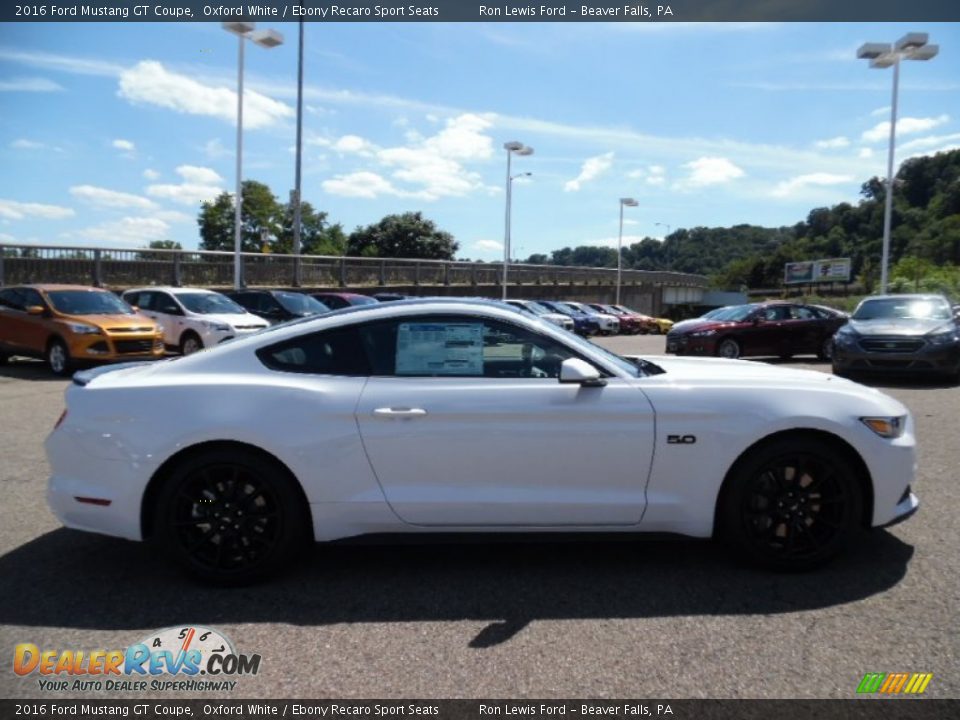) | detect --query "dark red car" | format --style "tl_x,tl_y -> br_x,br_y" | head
310,292 -> 379,311
665,302 -> 847,360
588,304 -> 645,334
